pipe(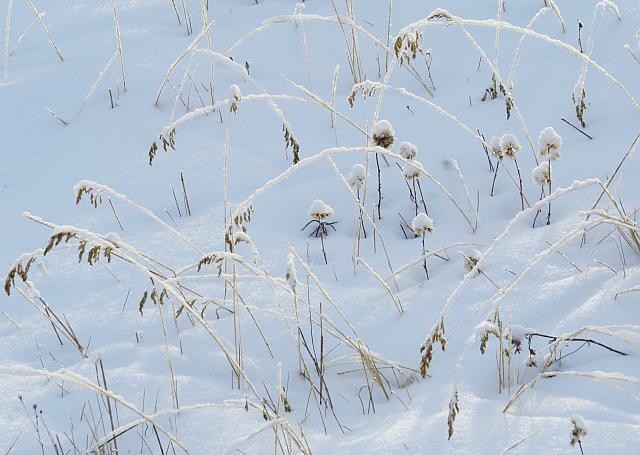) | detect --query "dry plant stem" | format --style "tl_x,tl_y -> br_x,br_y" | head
25,0 -> 64,61
326,157 -> 401,304
385,0 -> 393,74
505,369 -> 640,414
235,146 -> 472,230
491,160 -> 500,196
458,25 -> 537,161
588,133 -> 640,216
421,233 -> 429,279
432,179 -> 601,346
352,80 -> 529,205
160,93 -> 307,139
546,157 -> 552,224
154,20 -> 216,105
513,158 -> 525,211
3,365 -> 188,454
561,117 -> 593,140
3,0 -> 13,83
79,51 -> 119,113
506,7 -> 549,92
8,16 -> 38,57
330,65 -> 339,130
420,10 -> 640,112
20,220 -> 311,450
75,180 -> 203,254
226,13 -> 431,95
111,0 -> 126,92
356,257 -> 403,315
180,171 -> 192,216
500,430 -> 542,454
168,0 -> 182,25
108,197 -> 124,230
